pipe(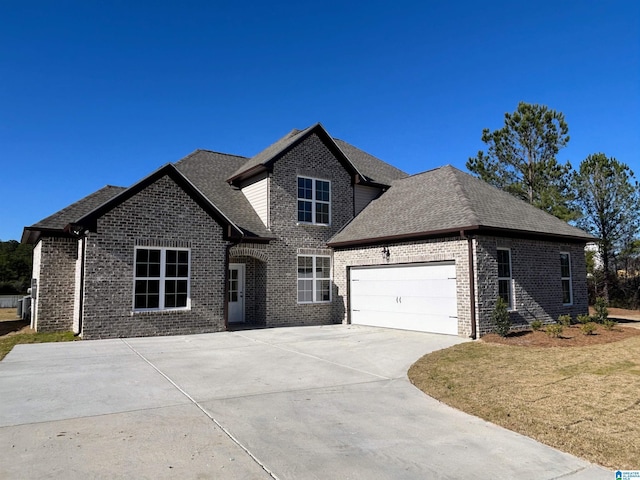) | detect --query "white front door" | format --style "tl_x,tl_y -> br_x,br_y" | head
228,264 -> 245,324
